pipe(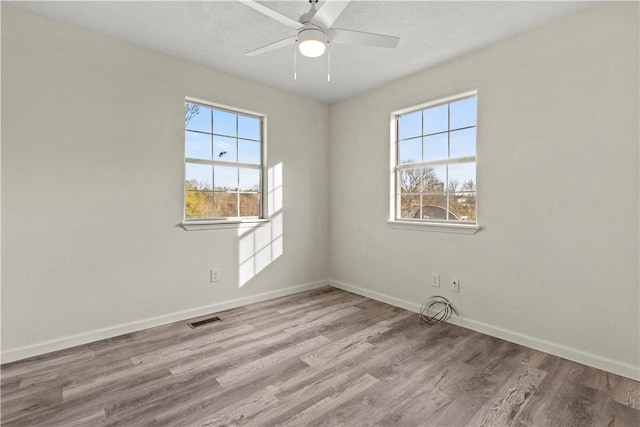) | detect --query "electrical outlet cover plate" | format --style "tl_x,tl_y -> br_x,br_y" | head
451,278 -> 459,292
431,273 -> 440,287
211,268 -> 221,283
